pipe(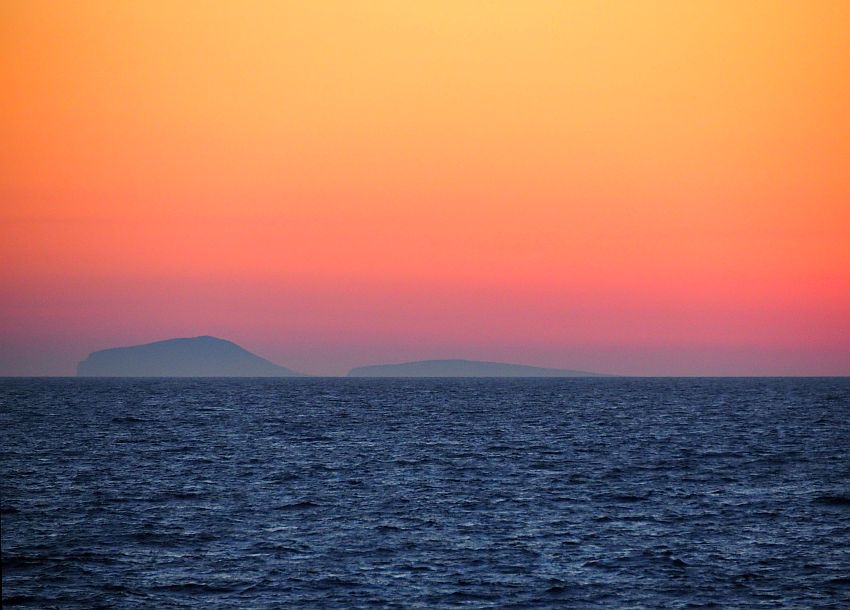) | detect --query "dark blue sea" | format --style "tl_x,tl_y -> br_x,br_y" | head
2,378 -> 849,608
